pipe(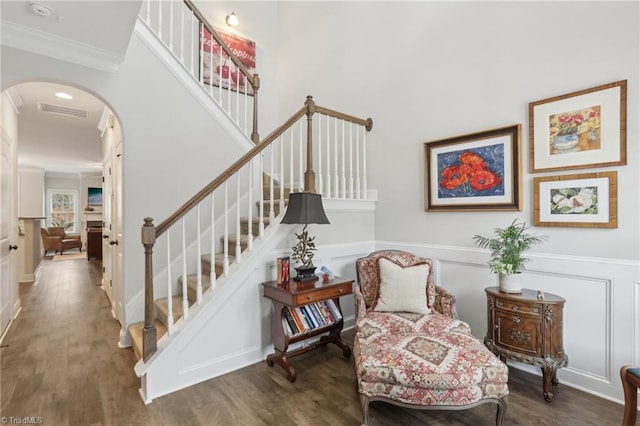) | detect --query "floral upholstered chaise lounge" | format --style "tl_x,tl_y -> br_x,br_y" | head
353,250 -> 509,425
